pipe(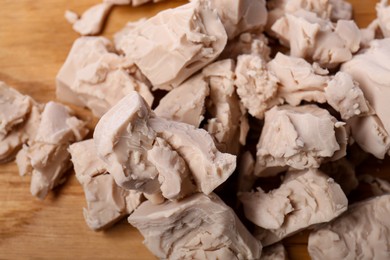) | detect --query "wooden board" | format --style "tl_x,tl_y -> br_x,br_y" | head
0,0 -> 386,259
